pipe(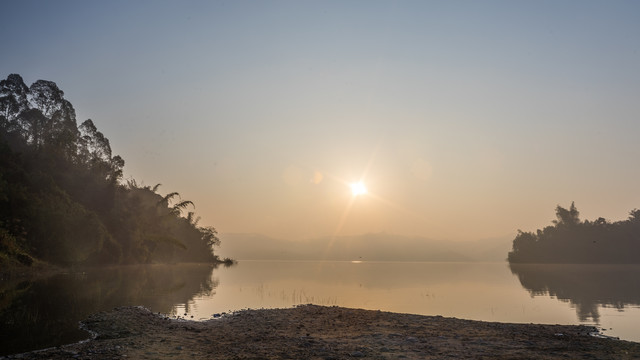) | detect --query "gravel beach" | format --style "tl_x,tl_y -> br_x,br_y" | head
4,305 -> 640,359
